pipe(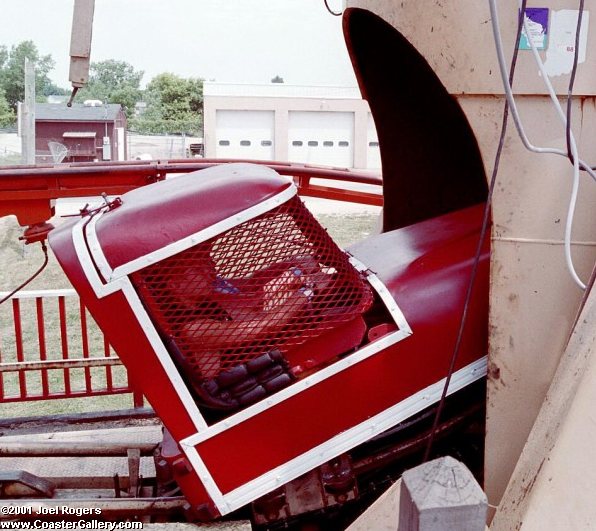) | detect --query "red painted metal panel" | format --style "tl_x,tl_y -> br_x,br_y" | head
160,428 -> 217,518
12,299 -> 26,398
35,297 -> 50,397
104,336 -> 113,391
80,300 -> 92,393
58,296 -> 71,395
0,323 -> 4,400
